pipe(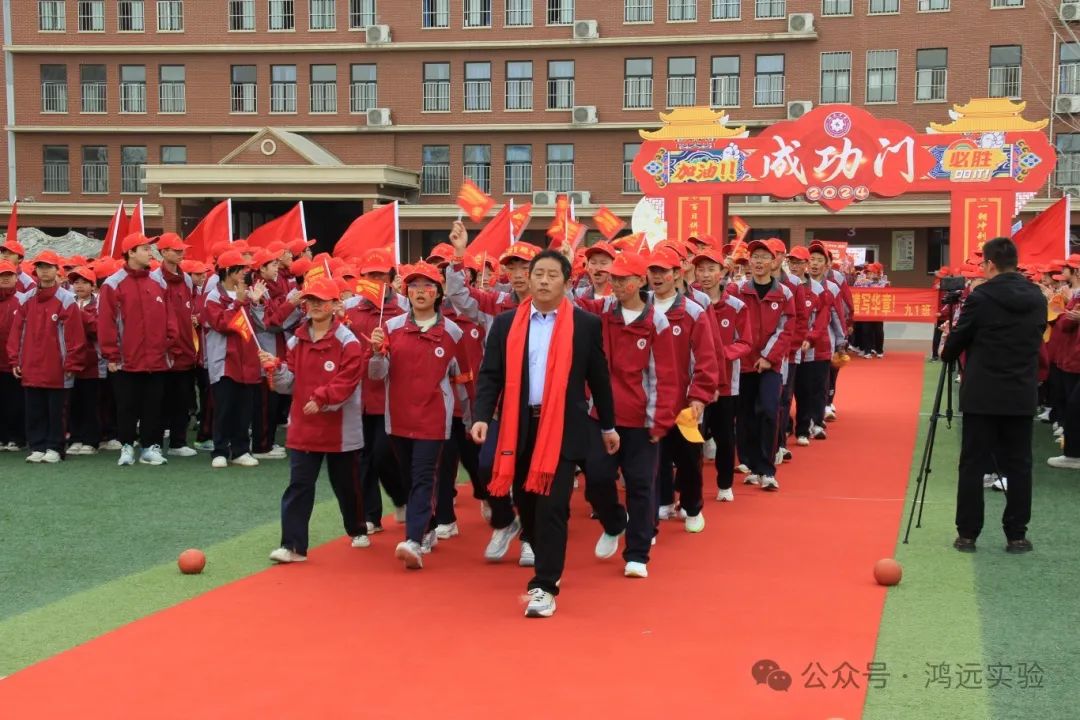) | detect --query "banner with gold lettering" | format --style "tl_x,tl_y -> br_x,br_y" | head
851,288 -> 940,322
